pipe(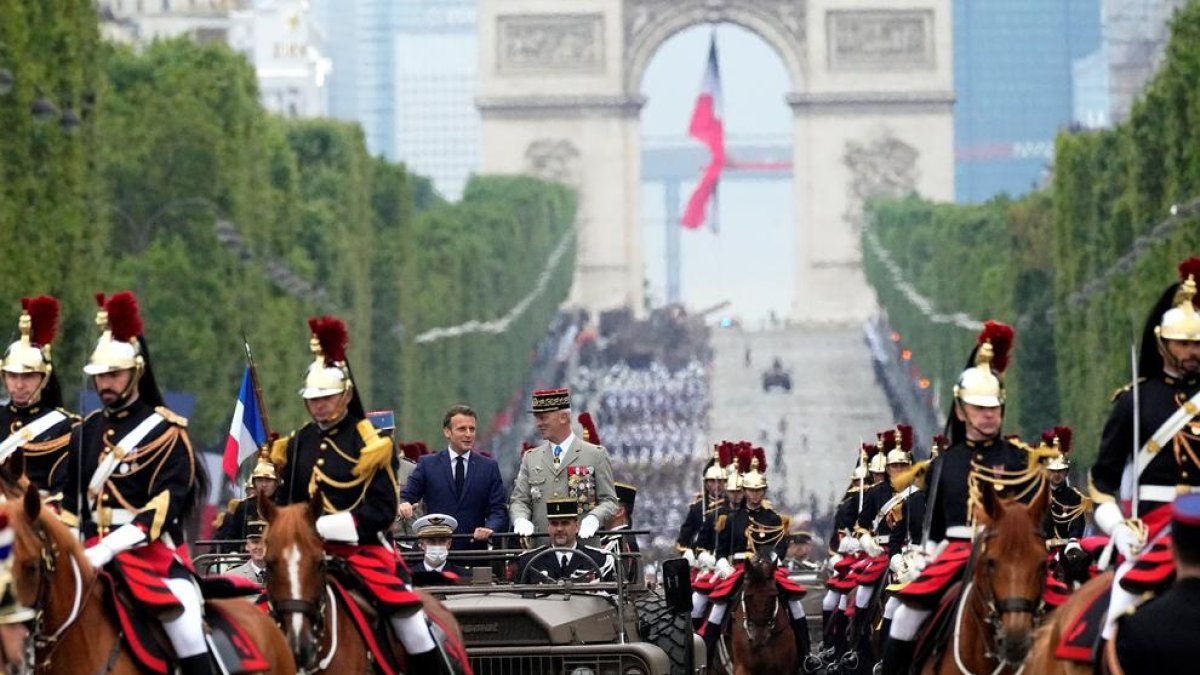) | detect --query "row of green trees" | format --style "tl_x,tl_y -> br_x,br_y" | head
0,5 -> 575,452
863,0 -> 1200,467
